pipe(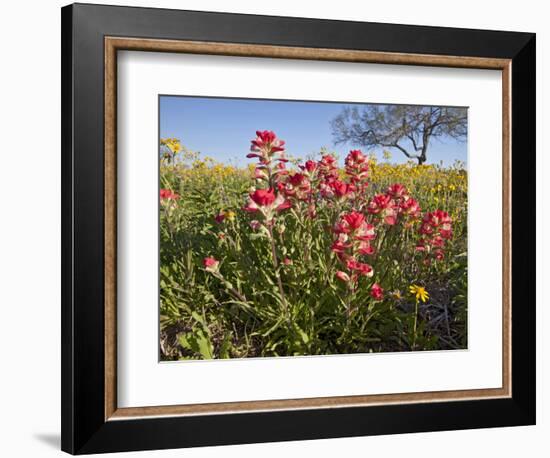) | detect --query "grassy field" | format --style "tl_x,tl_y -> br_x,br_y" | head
159,132 -> 468,360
